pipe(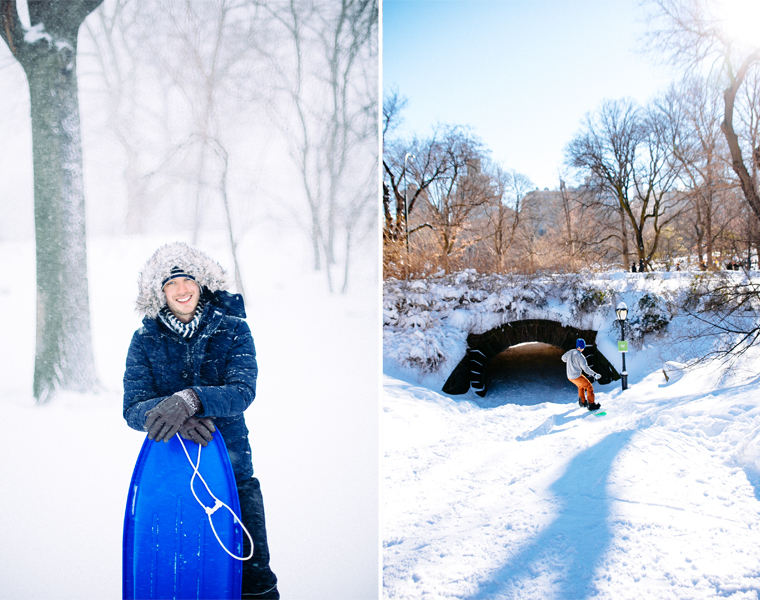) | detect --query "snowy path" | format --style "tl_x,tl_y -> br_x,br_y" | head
383,366 -> 760,599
